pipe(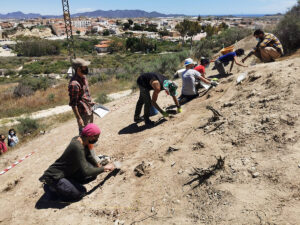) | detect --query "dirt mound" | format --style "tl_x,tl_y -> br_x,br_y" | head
0,55 -> 299,224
